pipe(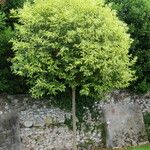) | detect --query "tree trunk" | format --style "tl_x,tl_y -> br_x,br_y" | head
72,87 -> 77,150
